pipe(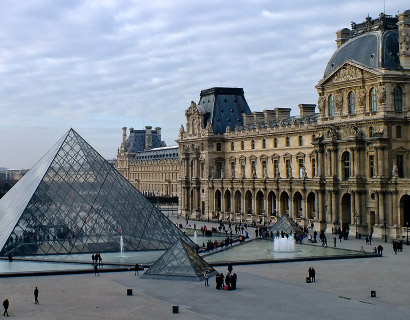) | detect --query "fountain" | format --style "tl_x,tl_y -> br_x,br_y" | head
273,236 -> 295,252
120,235 -> 124,258
194,230 -> 197,241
